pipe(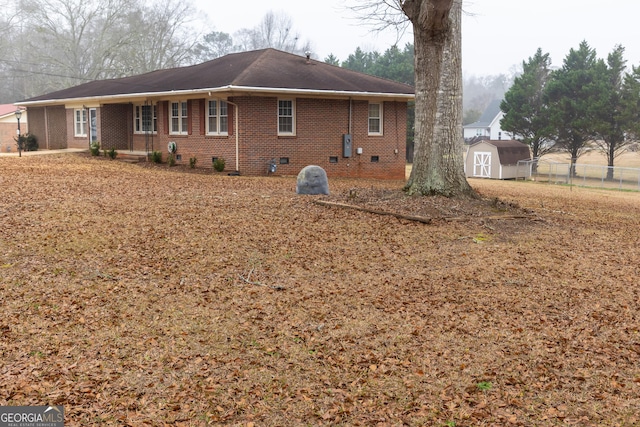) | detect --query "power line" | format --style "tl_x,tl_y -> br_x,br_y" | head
0,58 -> 126,81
